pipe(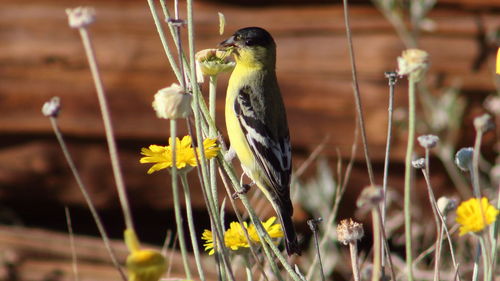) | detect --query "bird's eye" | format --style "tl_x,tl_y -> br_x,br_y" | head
245,39 -> 256,46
